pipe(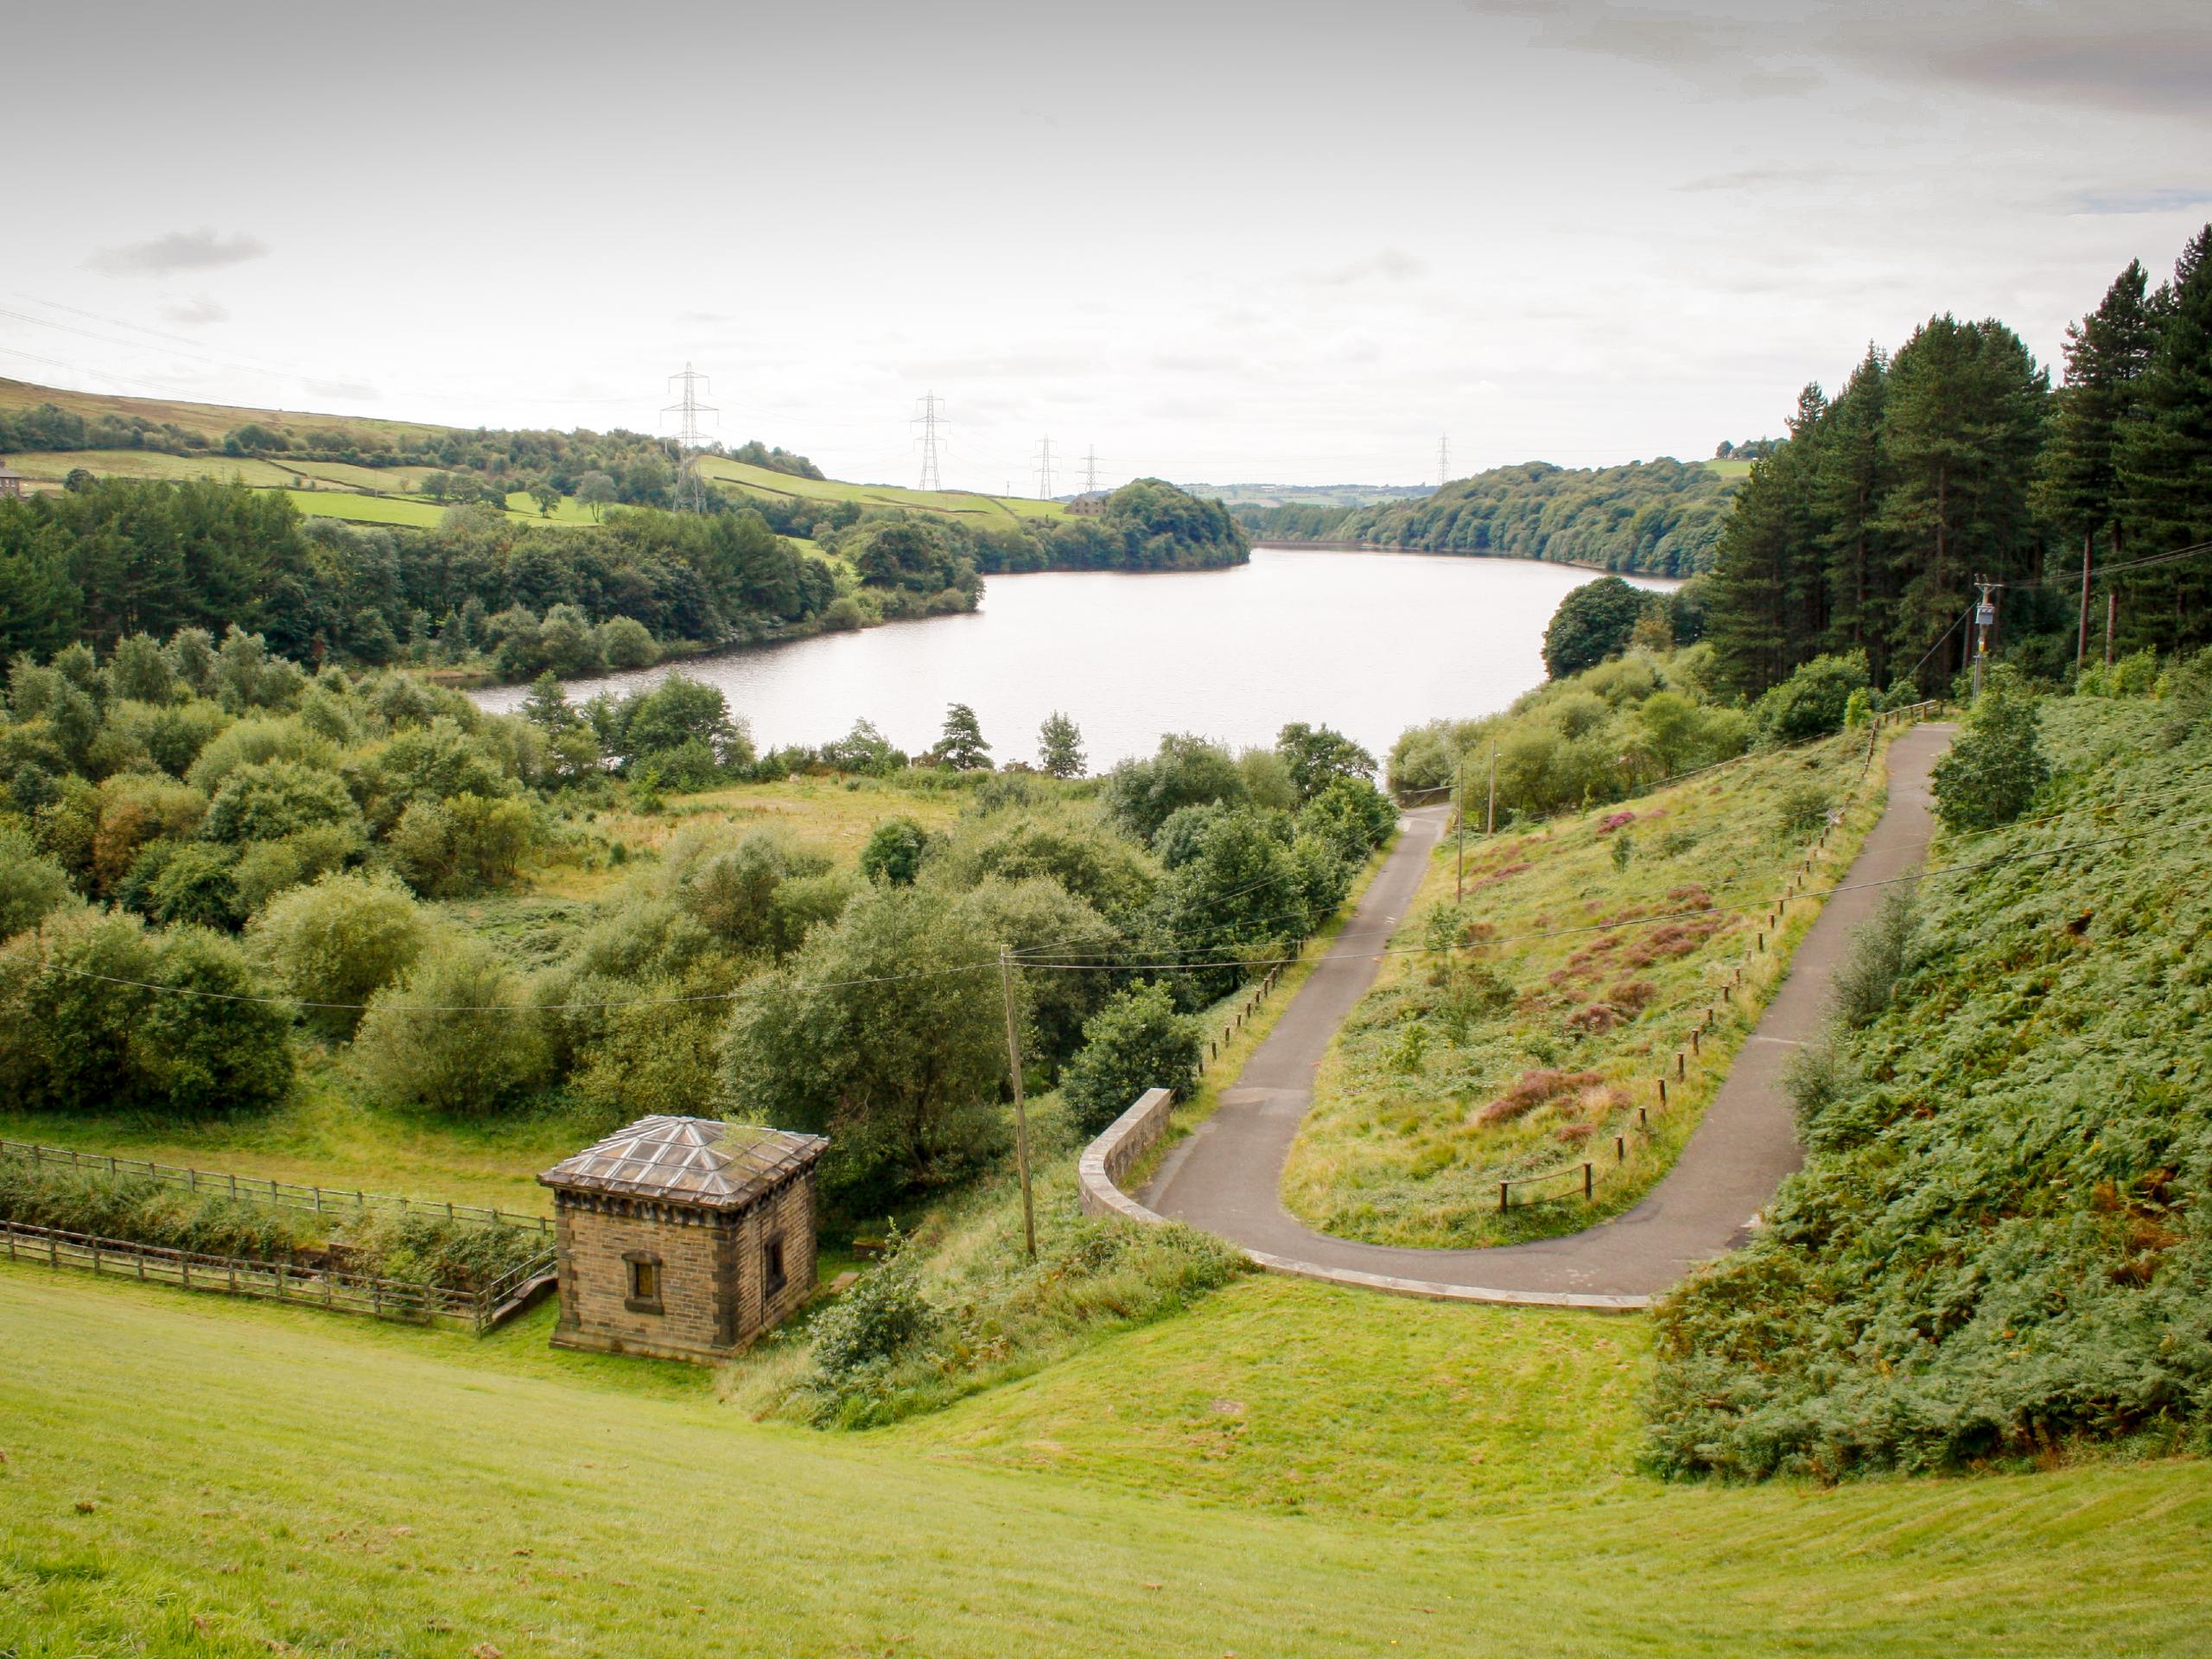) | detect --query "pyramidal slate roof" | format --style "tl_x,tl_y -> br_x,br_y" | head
539,1116 -> 826,1209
